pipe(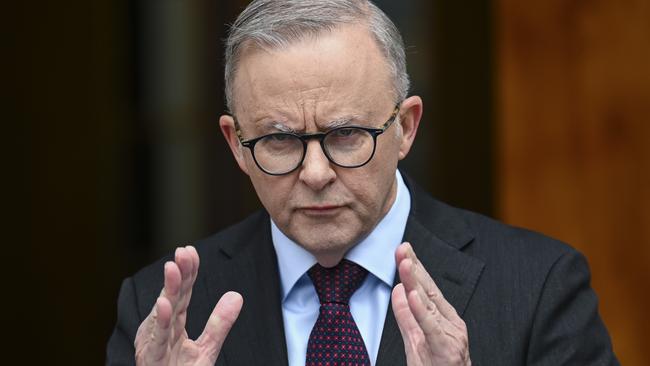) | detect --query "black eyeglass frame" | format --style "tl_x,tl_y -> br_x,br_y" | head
233,103 -> 401,176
